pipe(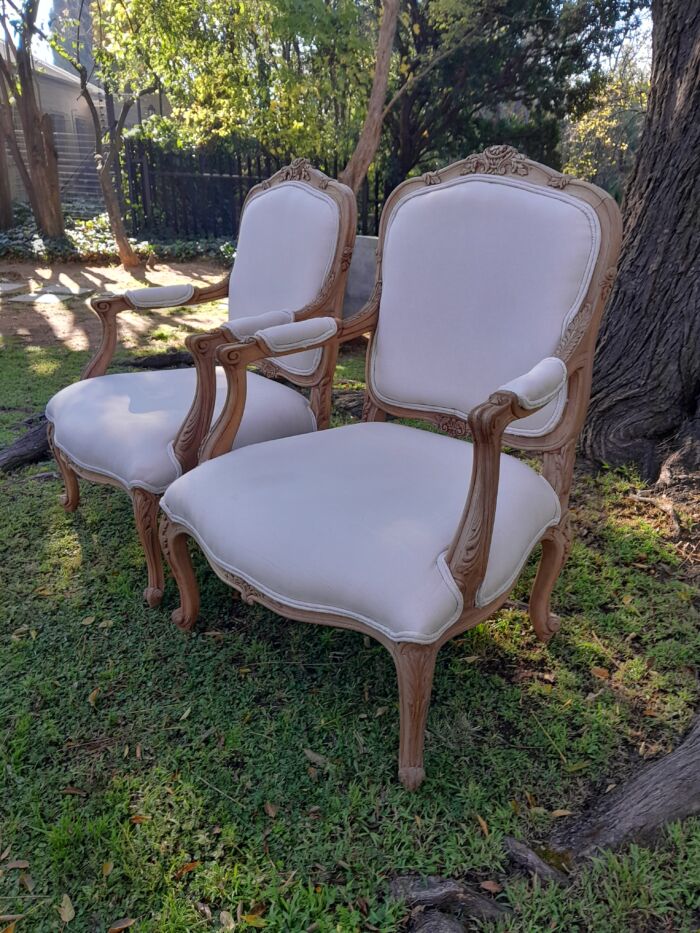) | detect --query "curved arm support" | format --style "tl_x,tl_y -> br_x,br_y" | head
199,322 -> 343,462
446,391 -> 530,606
339,284 -> 381,344
171,328 -> 231,473
80,275 -> 230,380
